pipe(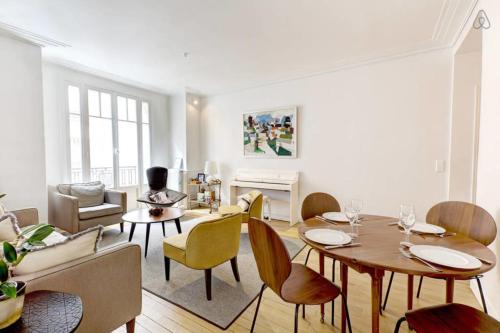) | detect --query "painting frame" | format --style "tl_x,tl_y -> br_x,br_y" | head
242,105 -> 298,159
